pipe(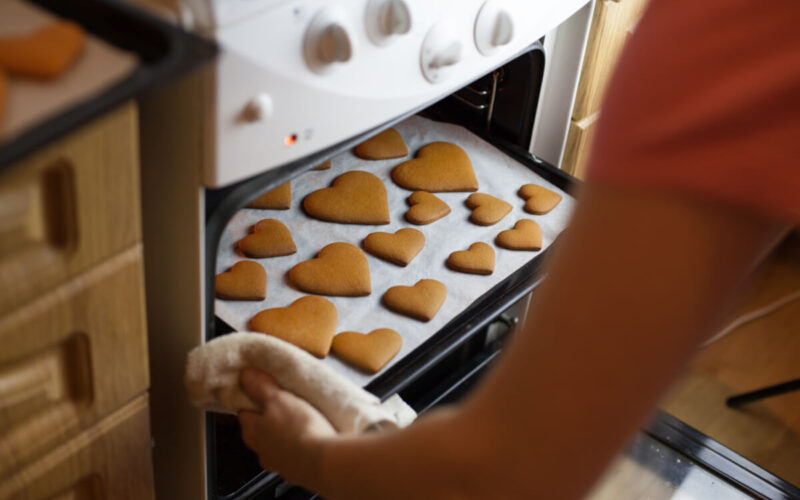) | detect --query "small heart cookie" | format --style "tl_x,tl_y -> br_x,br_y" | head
383,279 -> 446,322
304,171 -> 390,224
332,329 -> 402,373
465,193 -> 512,226
354,128 -> 408,160
406,191 -> 450,225
363,228 -> 425,267
215,261 -> 266,301
447,242 -> 495,275
289,242 -> 371,296
496,219 -> 542,251
238,219 -> 297,258
519,184 -> 562,215
0,21 -> 85,79
247,182 -> 290,209
392,142 -> 479,192
251,296 -> 337,358
313,160 -> 331,170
